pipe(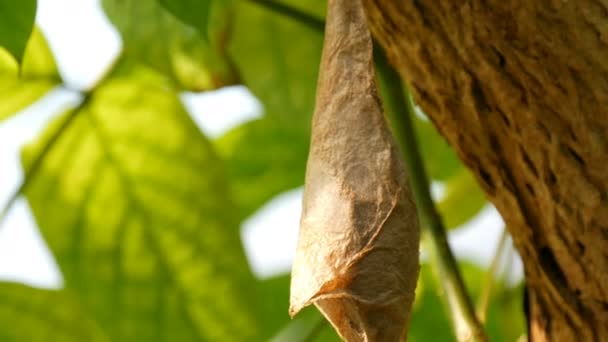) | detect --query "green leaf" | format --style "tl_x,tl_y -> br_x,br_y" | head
487,284 -> 526,342
219,0 -> 324,217
22,64 -> 260,341
408,262 -> 525,342
459,263 -> 526,342
0,0 -> 36,63
254,273 -> 344,341
0,28 -> 60,122
407,263 -> 454,342
272,306 -> 340,342
159,0 -> 211,41
413,115 -> 462,181
438,168 -> 487,229
256,274 -> 291,340
215,117 -> 309,219
230,0 -> 324,124
257,273 -> 345,341
0,283 -> 108,341
102,0 -> 236,91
